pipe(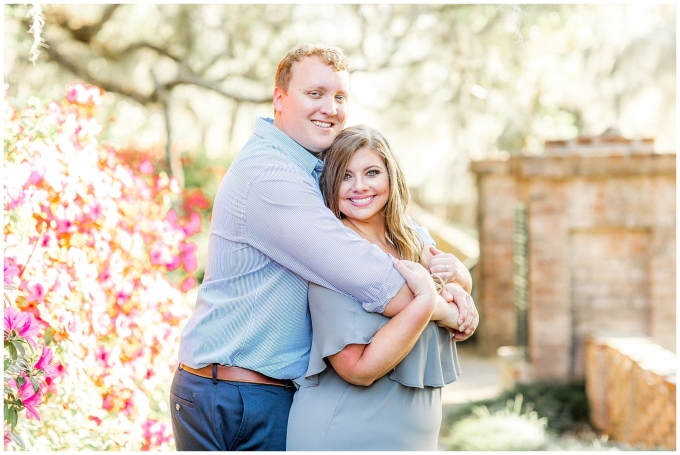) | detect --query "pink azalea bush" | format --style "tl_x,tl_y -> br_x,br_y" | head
3,83 -> 197,450
4,269 -> 58,449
